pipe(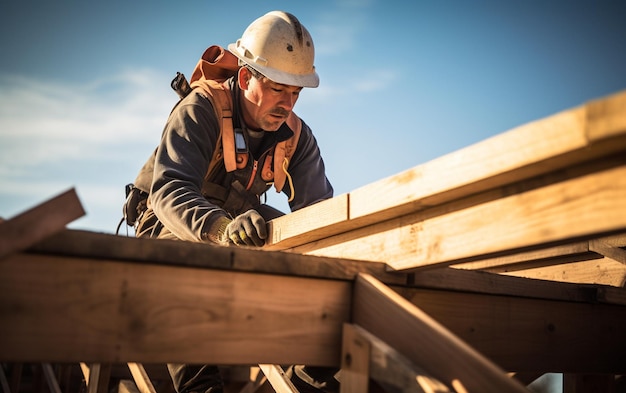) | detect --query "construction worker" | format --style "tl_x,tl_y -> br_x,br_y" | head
128,10 -> 337,393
